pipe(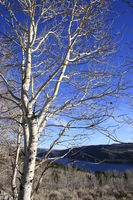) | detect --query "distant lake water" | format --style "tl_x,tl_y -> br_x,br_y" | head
56,158 -> 133,172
